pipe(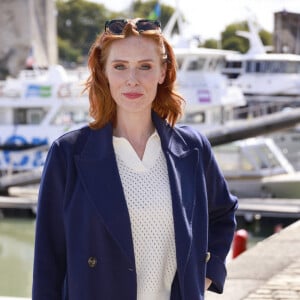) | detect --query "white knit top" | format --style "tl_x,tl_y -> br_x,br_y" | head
113,131 -> 177,300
